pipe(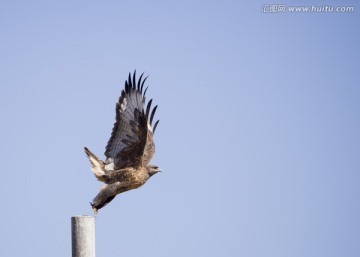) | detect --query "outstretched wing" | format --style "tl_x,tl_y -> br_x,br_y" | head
104,71 -> 159,169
